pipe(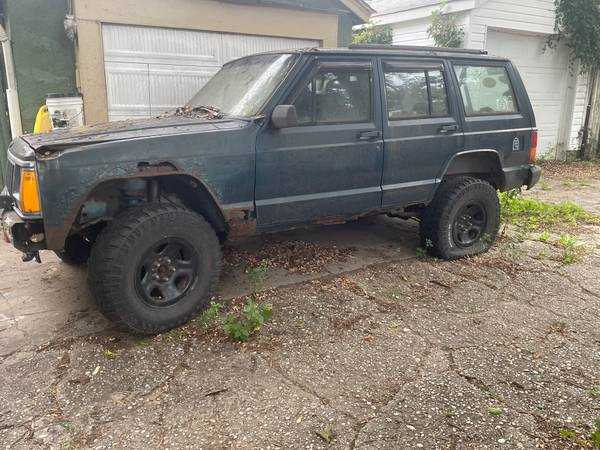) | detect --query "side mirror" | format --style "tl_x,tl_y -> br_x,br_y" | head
271,105 -> 298,129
